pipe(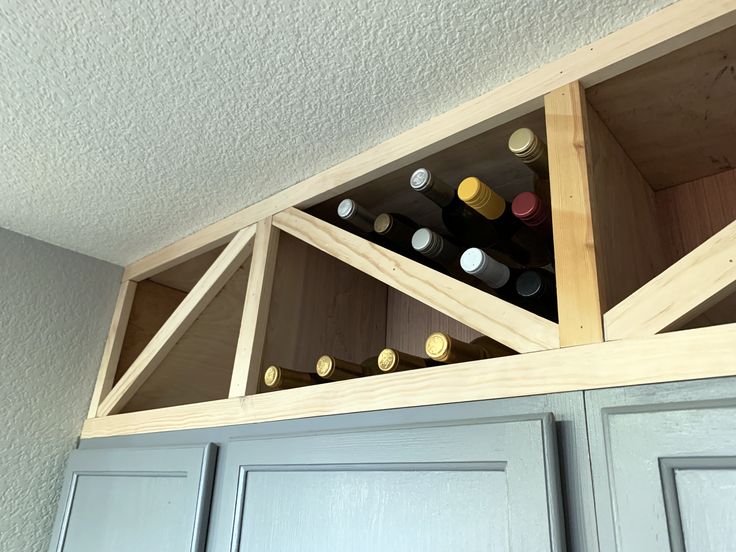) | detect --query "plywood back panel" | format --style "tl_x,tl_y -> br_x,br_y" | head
385,290 -> 482,357
656,167 -> 736,329
586,101 -> 668,311
261,234 -> 388,384
588,25 -> 736,190
114,280 -> 186,383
